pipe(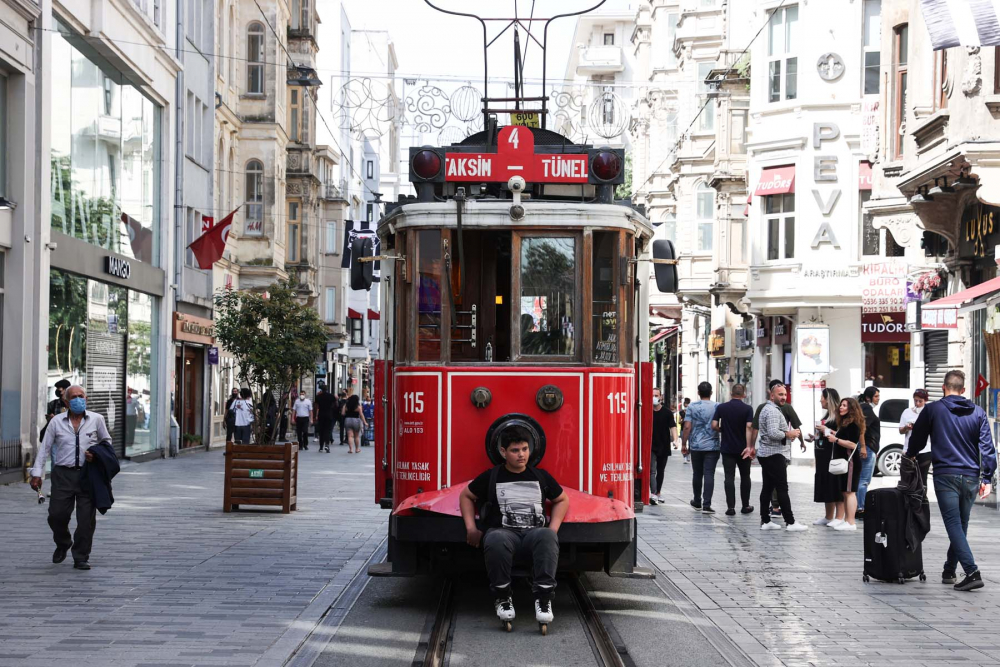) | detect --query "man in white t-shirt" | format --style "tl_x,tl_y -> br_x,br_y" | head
900,388 -> 931,487
233,388 -> 255,444
293,393 -> 314,451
